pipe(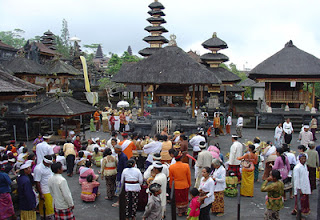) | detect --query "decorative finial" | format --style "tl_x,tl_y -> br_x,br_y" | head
285,40 -> 293,47
168,34 -> 177,46
212,32 -> 217,38
155,0 -> 158,2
